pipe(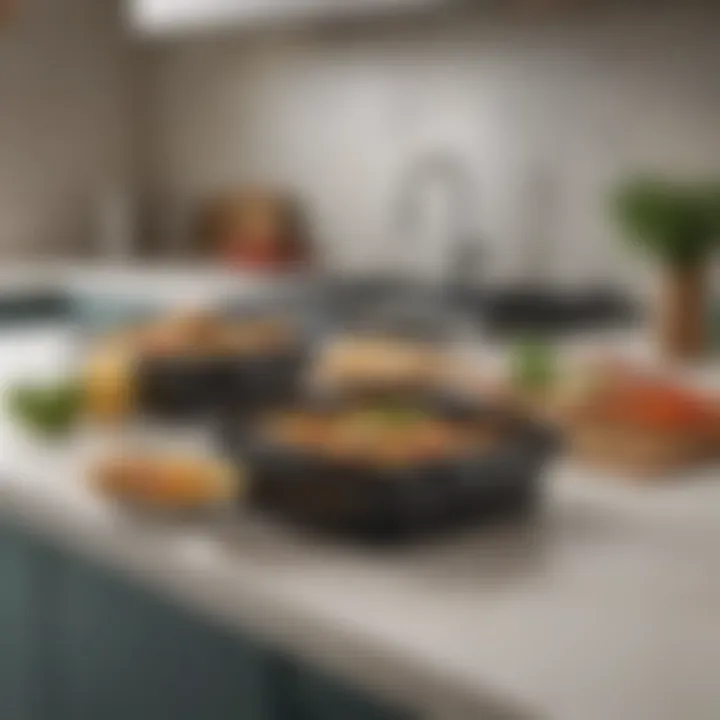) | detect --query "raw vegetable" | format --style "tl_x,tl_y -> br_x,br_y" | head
512,336 -> 557,393
9,380 -> 84,437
